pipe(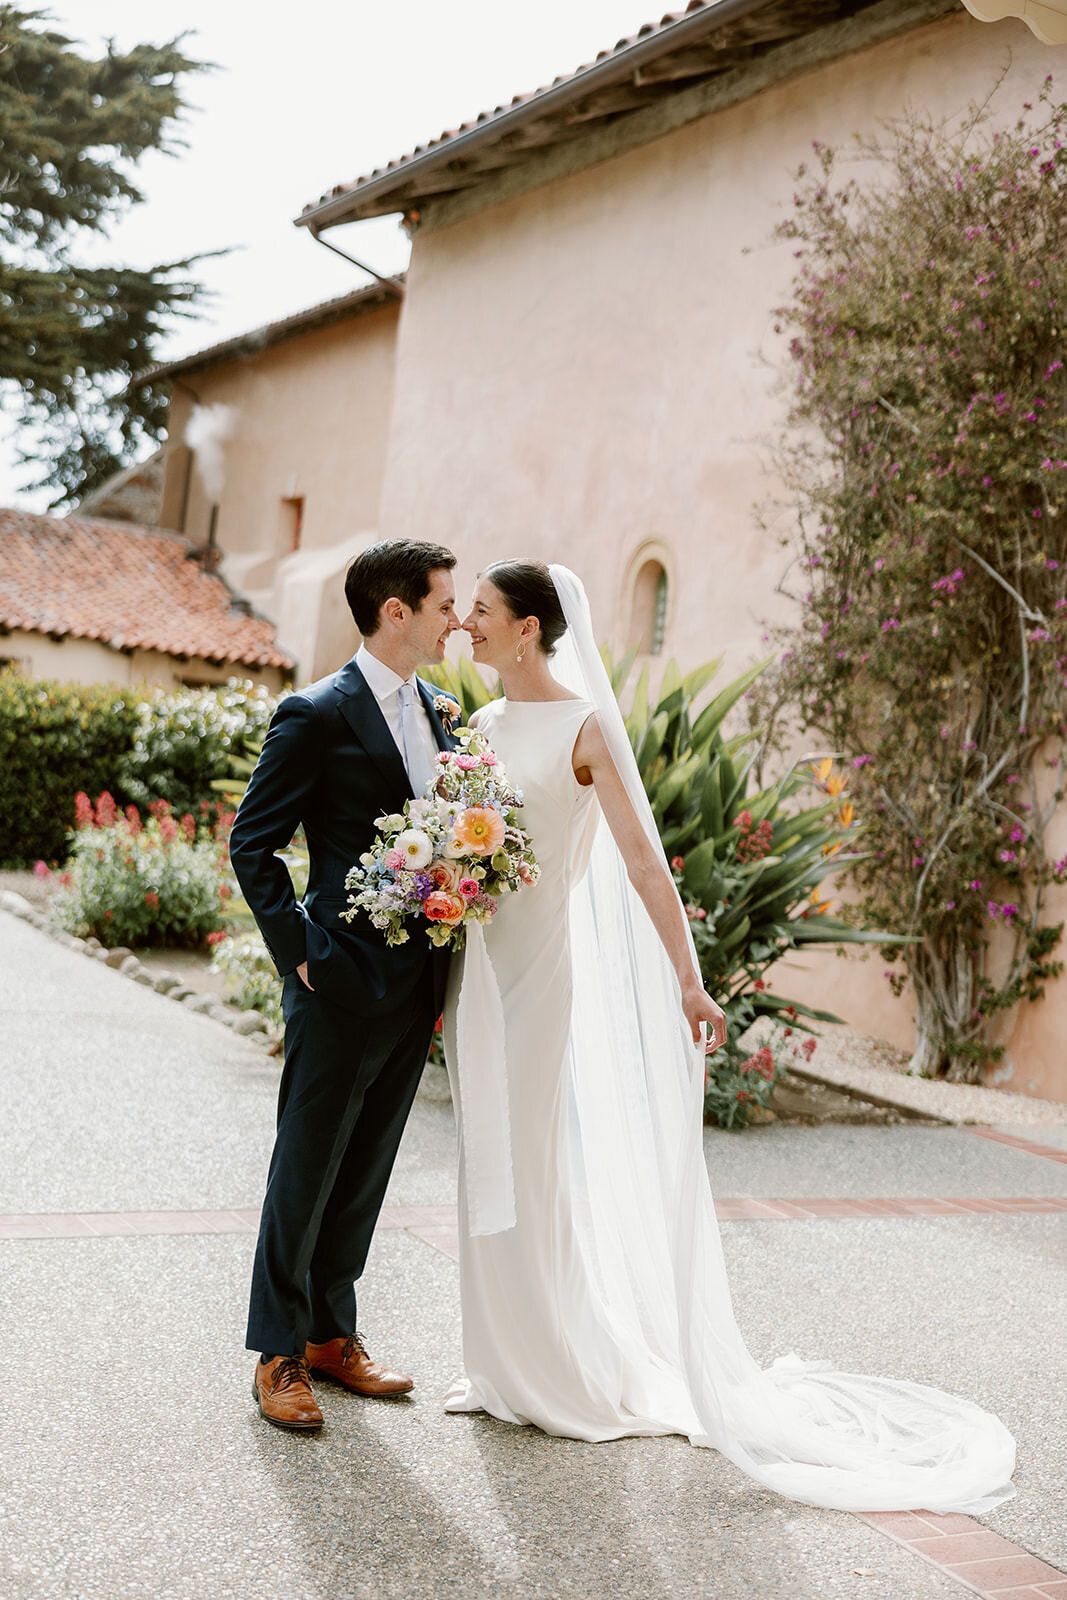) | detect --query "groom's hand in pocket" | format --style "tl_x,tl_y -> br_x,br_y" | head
297,961 -> 315,991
